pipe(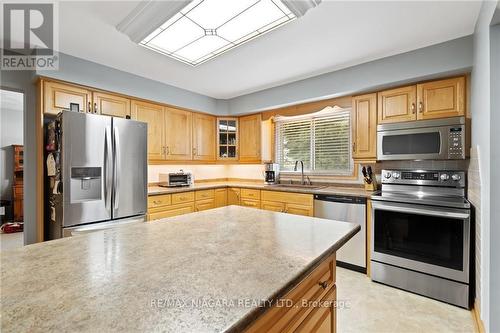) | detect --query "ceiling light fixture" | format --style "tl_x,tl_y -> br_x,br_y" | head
118,0 -> 322,66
